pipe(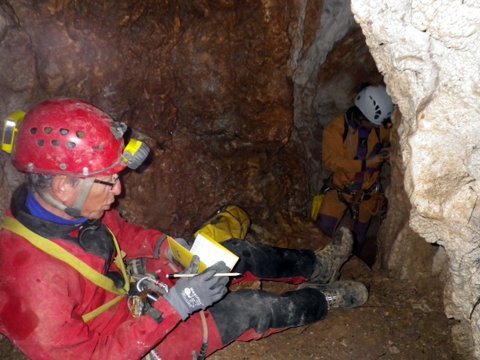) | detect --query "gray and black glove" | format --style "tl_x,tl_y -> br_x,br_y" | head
164,261 -> 230,320
180,254 -> 200,275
